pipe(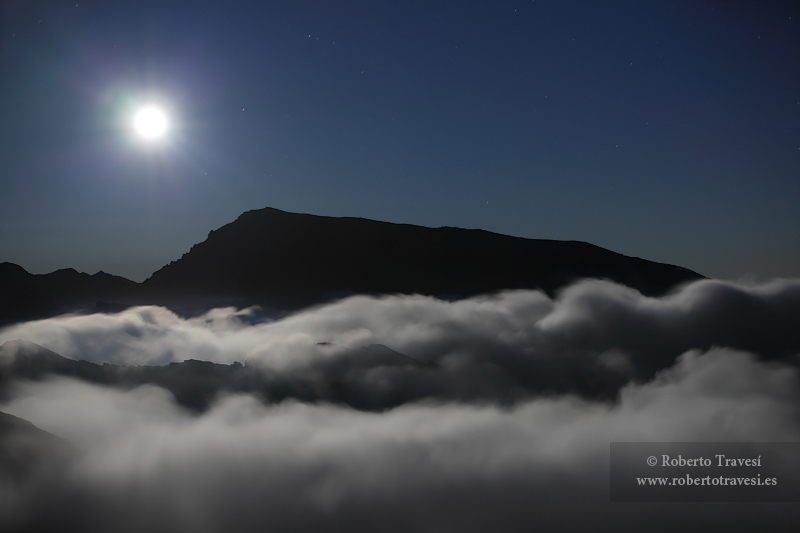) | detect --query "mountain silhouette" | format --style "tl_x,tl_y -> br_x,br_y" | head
0,207 -> 704,325
0,340 -> 437,411
0,263 -> 138,326
141,207 -> 703,309
0,339 -> 251,411
0,340 -> 627,411
0,409 -> 72,487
